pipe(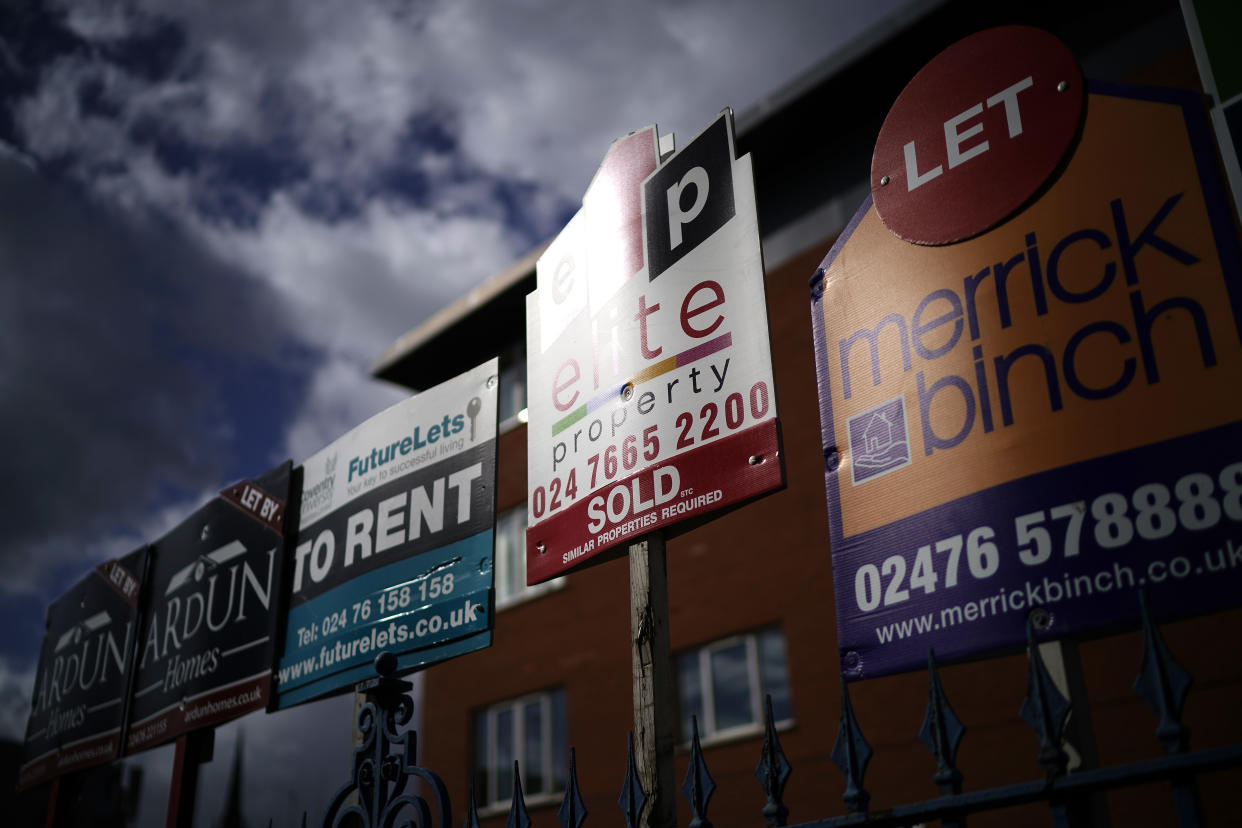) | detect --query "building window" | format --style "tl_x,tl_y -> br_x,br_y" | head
676,627 -> 793,743
473,689 -> 567,809
498,348 -> 527,427
495,505 -> 564,609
